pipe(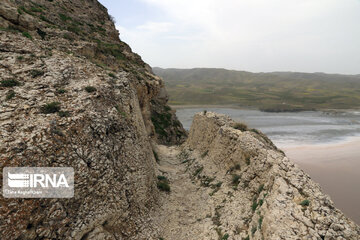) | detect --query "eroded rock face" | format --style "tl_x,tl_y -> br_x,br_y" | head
182,112 -> 360,239
0,0 -> 186,145
0,0 -> 185,239
0,32 -> 159,239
